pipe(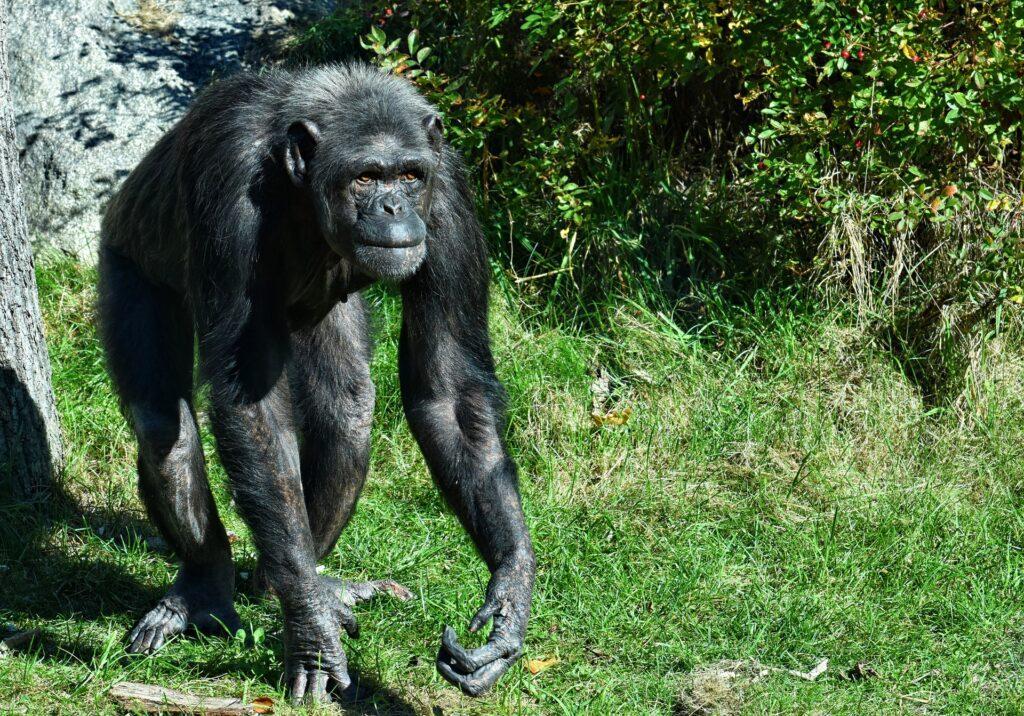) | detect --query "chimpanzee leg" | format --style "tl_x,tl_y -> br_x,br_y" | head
290,298 -> 374,559
267,298 -> 411,605
97,247 -> 240,653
